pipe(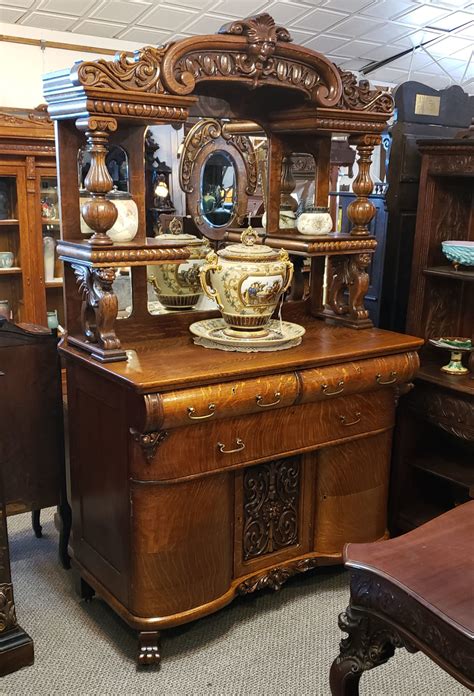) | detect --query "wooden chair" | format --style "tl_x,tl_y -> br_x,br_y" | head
330,502 -> 474,694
